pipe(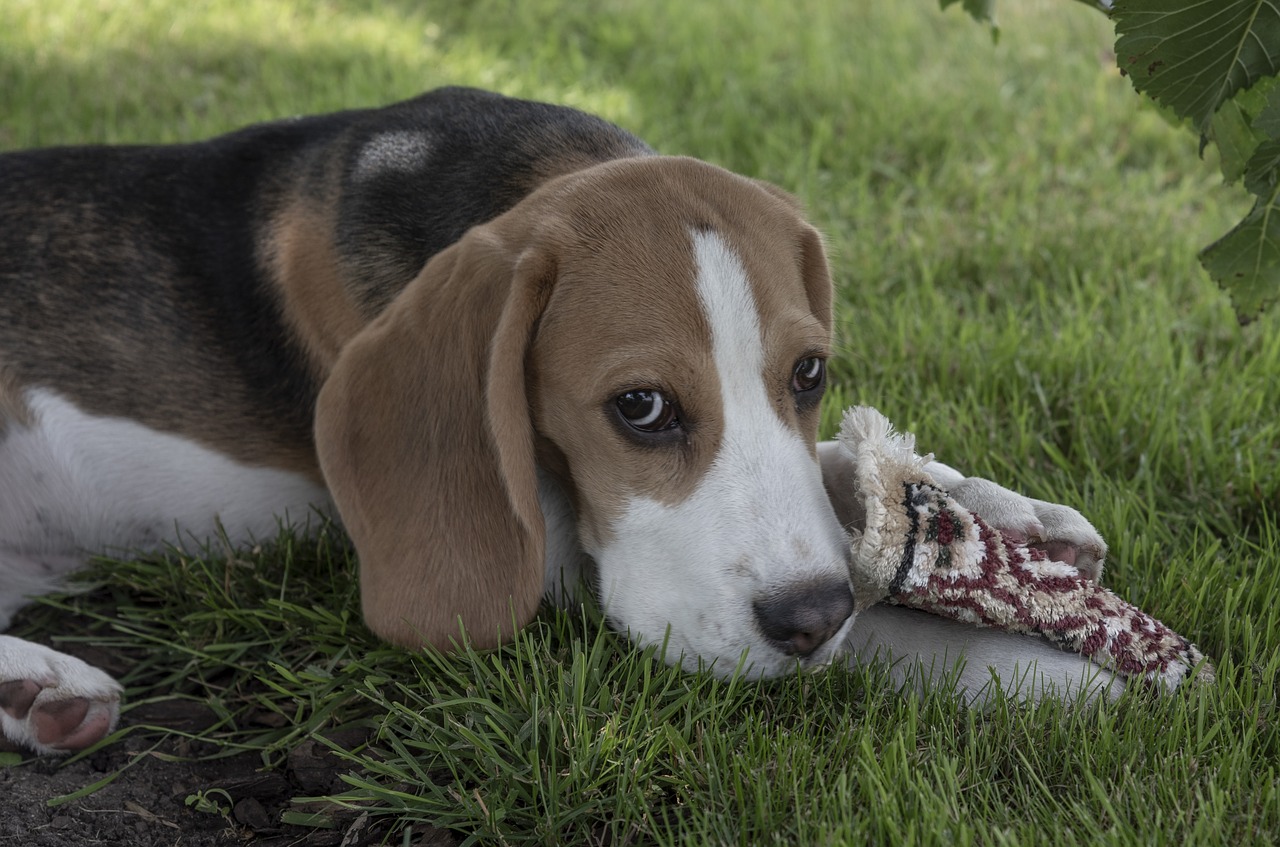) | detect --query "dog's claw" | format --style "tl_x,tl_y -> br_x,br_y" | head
1026,498 -> 1106,581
